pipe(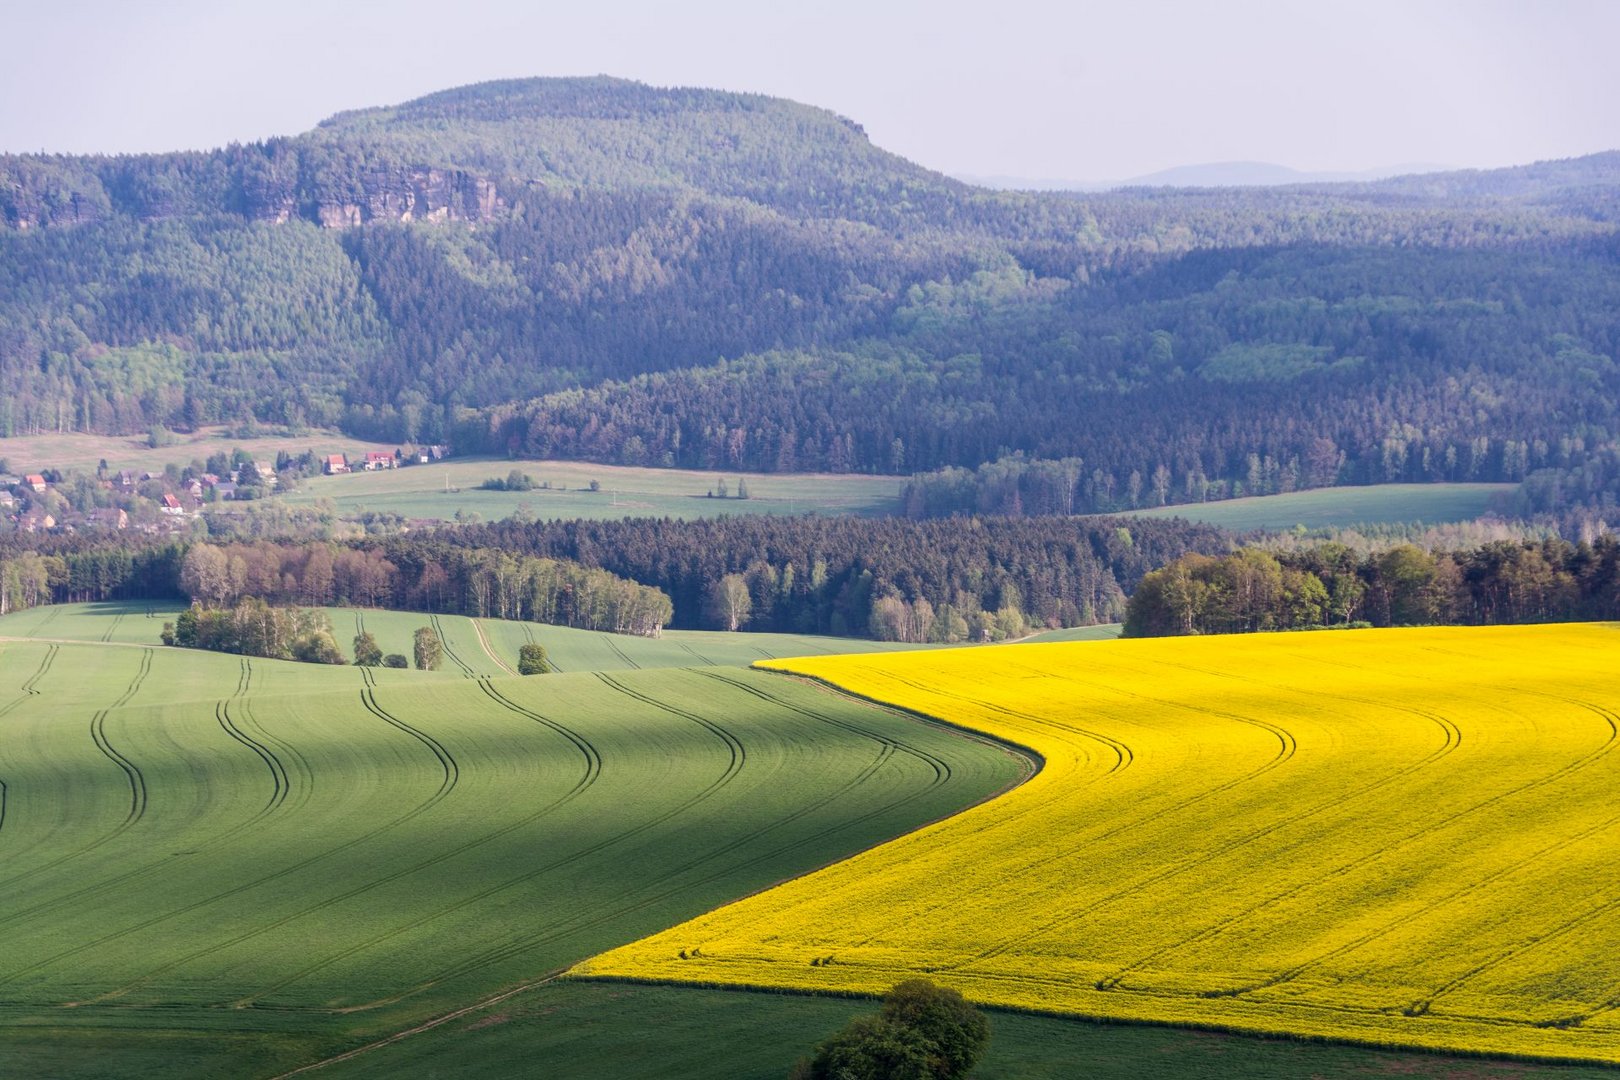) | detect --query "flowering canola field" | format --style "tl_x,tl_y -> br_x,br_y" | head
577,624 -> 1620,1064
